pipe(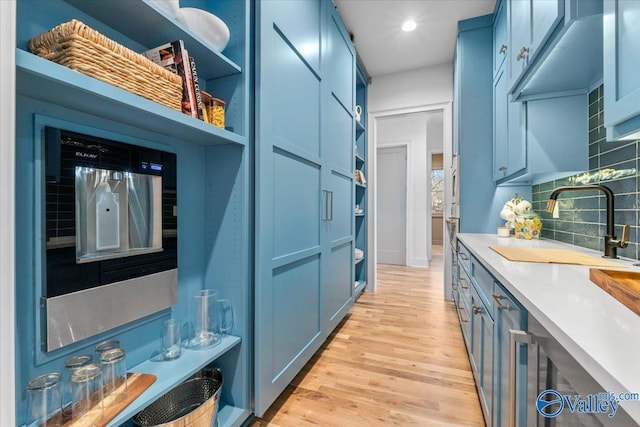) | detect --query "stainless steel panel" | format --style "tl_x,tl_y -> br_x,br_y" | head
75,167 -> 162,263
45,269 -> 177,351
